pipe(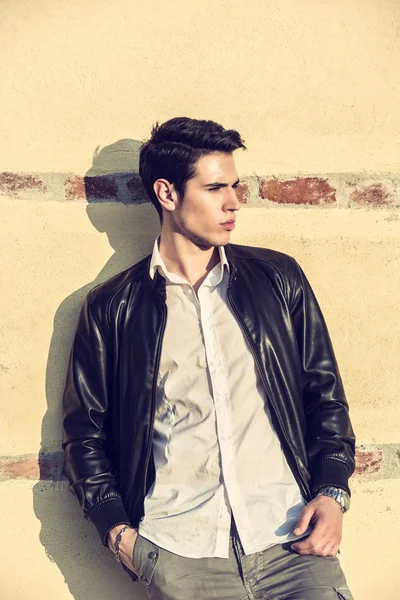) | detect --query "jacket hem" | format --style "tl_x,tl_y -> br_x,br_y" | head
88,498 -> 132,546
311,457 -> 353,496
